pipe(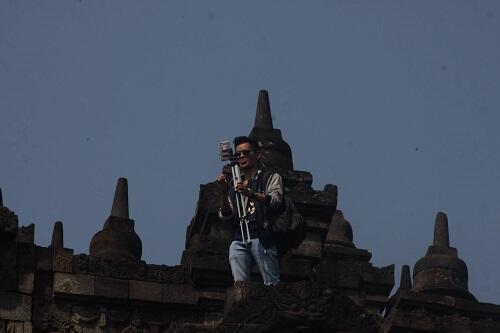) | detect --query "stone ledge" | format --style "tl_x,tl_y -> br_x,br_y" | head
53,273 -> 94,296
129,280 -> 162,302
162,283 -> 198,305
94,276 -> 129,299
